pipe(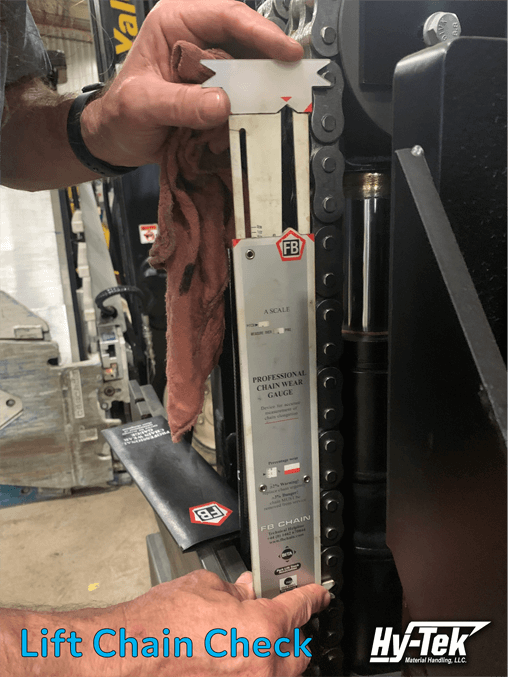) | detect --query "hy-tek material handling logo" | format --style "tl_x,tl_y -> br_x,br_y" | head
370,621 -> 490,665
